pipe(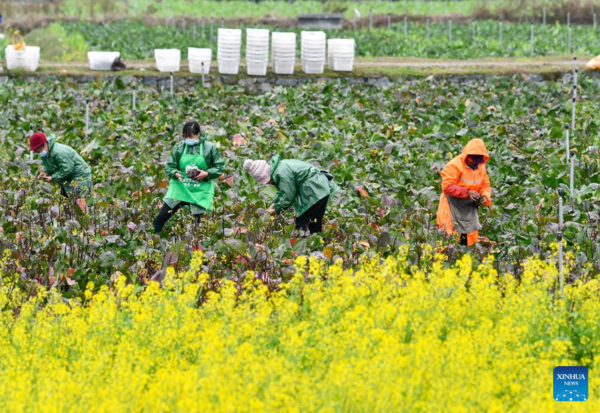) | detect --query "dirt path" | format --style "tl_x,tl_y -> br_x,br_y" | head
41,57 -> 588,69
354,59 -> 585,68
6,57 -> 591,77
